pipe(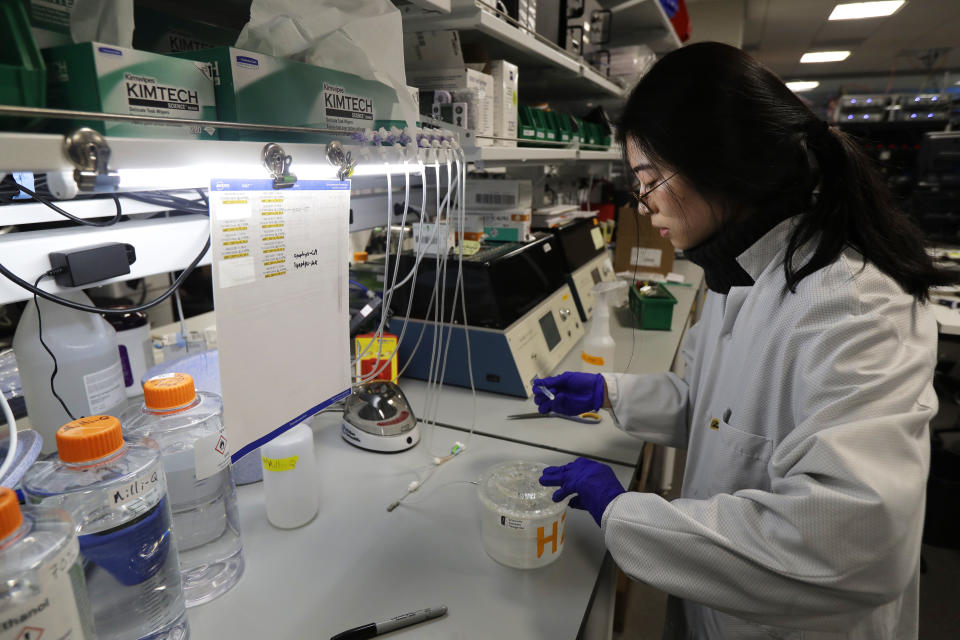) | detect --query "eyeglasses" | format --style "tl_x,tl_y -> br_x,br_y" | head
632,173 -> 676,212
